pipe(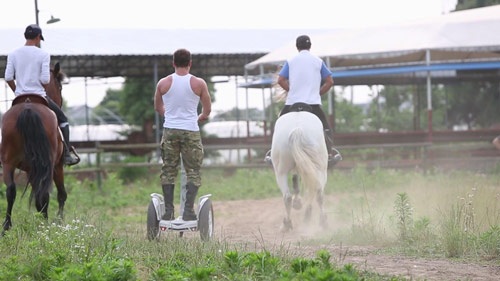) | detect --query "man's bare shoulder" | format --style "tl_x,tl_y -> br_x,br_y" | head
190,75 -> 207,94
157,75 -> 174,94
